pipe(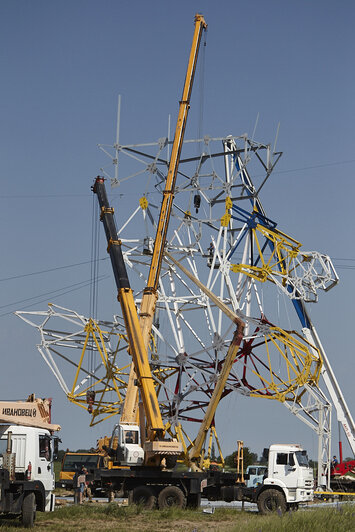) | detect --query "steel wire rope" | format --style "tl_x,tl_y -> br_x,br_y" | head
89,195 -> 100,385
5,275 -> 109,317
1,157 -> 355,199
0,257 -> 109,282
196,27 -> 207,161
15,252 -> 355,288
281,285 -> 293,332
271,159 -> 355,176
